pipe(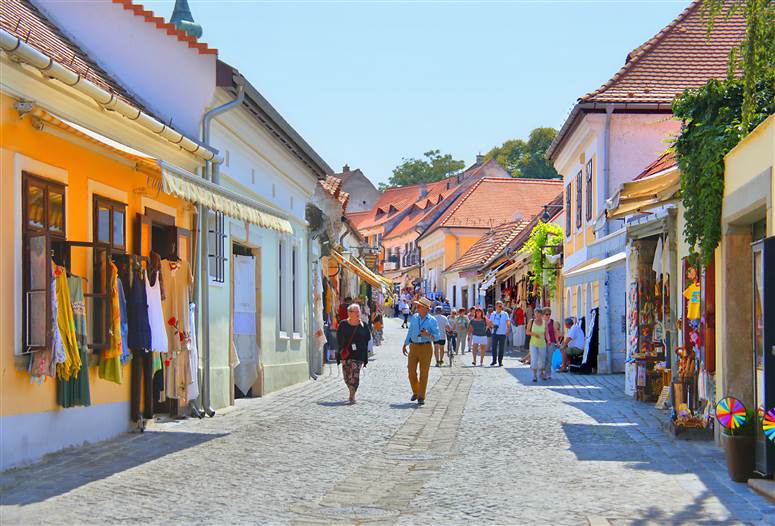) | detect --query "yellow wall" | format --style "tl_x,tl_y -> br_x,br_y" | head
0,94 -> 192,417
